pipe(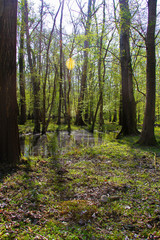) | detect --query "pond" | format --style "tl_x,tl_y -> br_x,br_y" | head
20,130 -> 117,157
